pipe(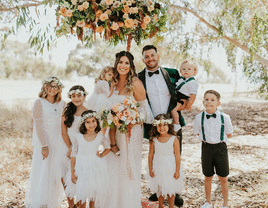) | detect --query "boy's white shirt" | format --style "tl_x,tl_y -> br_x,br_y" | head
175,76 -> 198,96
193,109 -> 233,144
